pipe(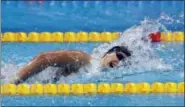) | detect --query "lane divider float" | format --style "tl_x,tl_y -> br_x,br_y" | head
1,31 -> 184,43
149,31 -> 184,42
1,32 -> 120,43
1,82 -> 184,96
